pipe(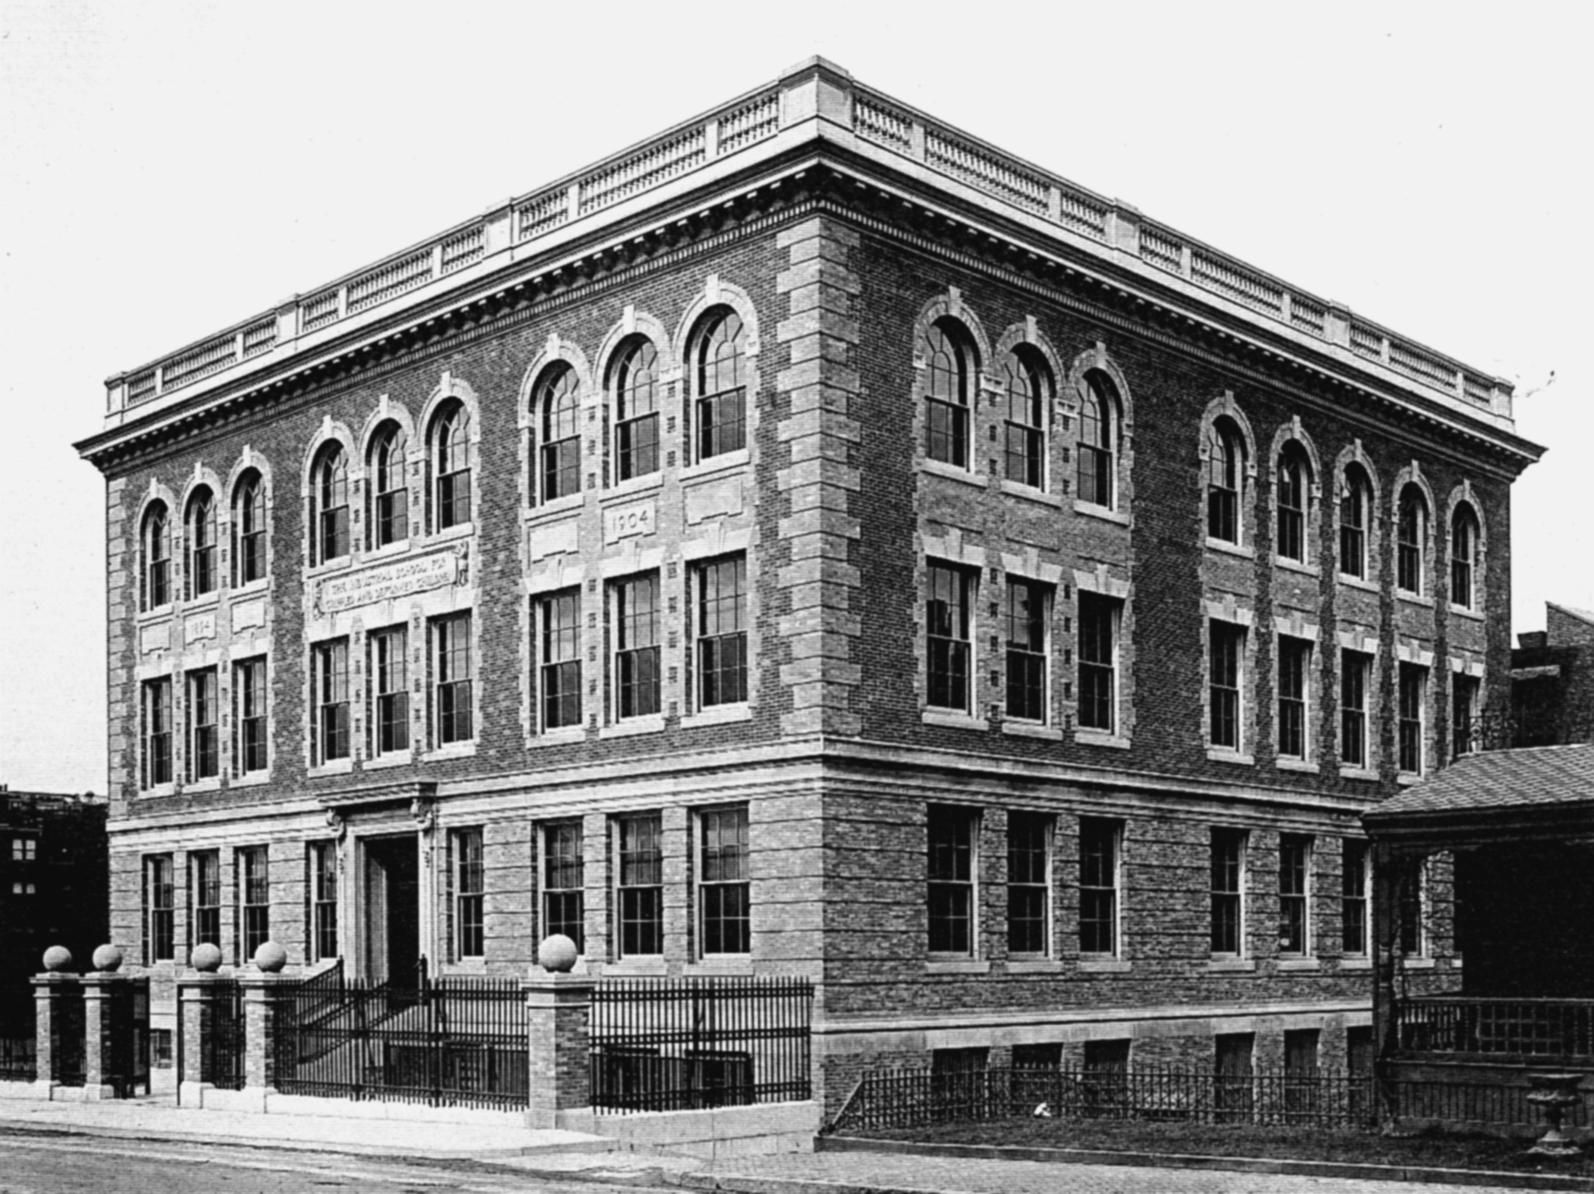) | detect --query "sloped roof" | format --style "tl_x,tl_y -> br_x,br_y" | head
1365,744 -> 1594,824
1548,601 -> 1594,627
